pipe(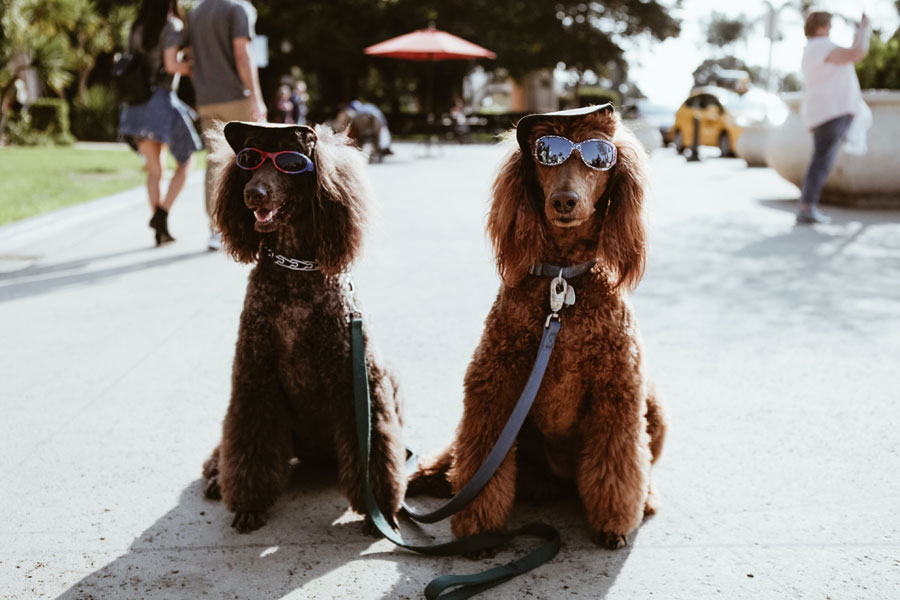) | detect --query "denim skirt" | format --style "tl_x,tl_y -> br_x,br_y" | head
118,88 -> 202,165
